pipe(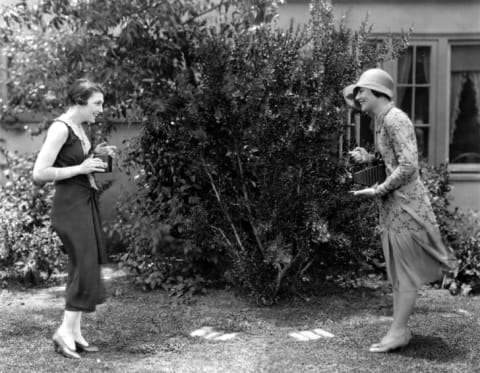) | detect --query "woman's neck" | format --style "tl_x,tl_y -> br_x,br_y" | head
371,99 -> 392,117
61,107 -> 84,127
